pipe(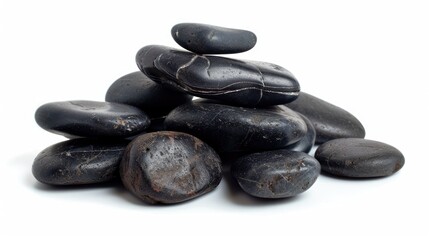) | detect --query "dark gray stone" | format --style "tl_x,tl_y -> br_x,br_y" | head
315,138 -> 405,178
153,50 -> 300,107
32,139 -> 128,185
285,113 -> 316,153
164,100 -> 307,153
231,149 -> 321,198
171,23 -> 257,54
105,71 -> 192,117
285,92 -> 365,144
35,100 -> 150,138
120,131 -> 222,204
